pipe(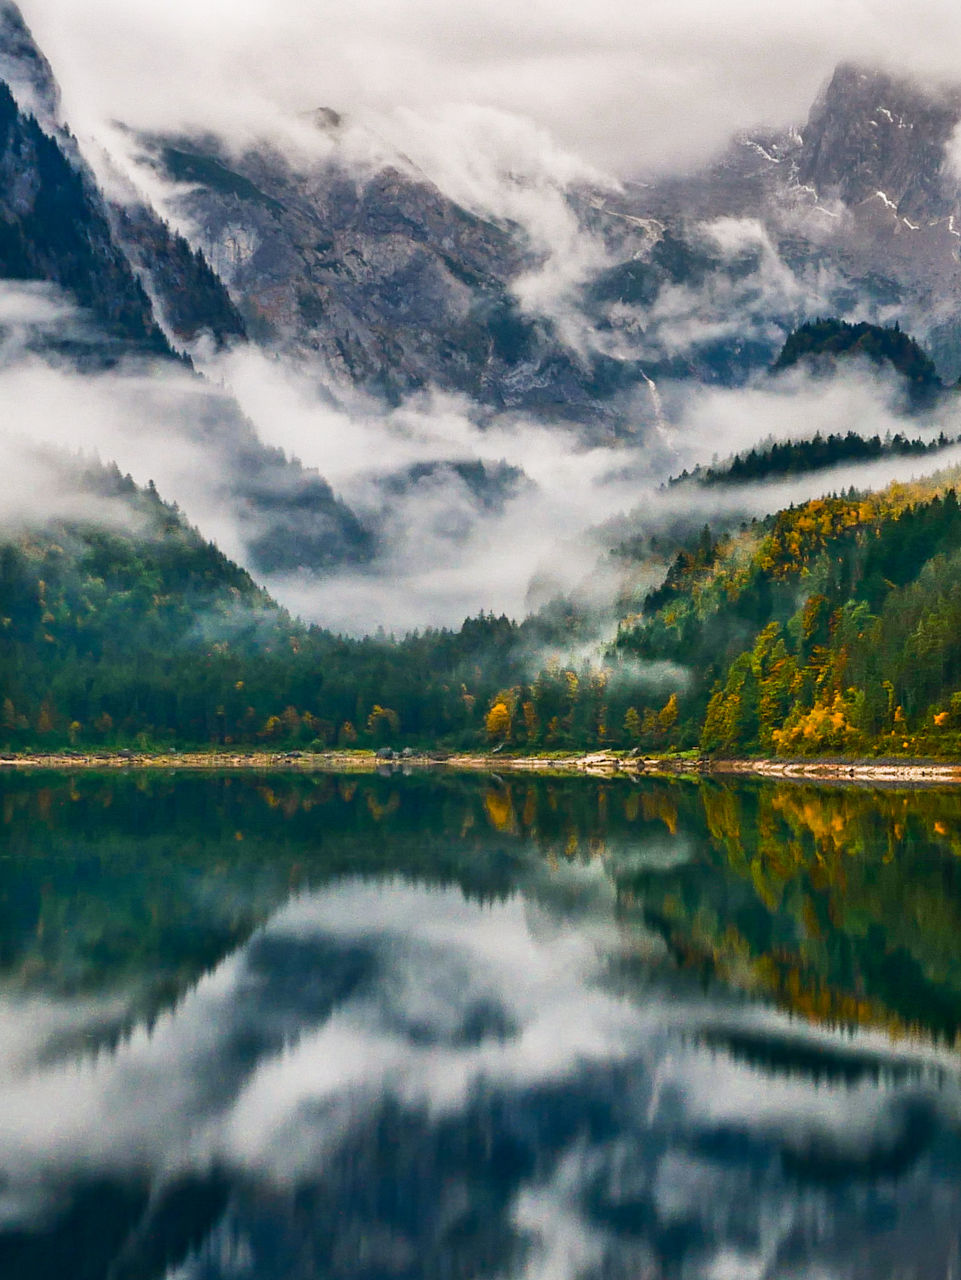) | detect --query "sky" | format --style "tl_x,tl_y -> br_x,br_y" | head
18,0 -> 961,176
